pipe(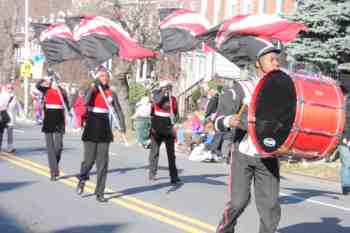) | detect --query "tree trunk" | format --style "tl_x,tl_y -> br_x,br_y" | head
112,75 -> 132,131
111,58 -> 133,131
0,45 -> 15,83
